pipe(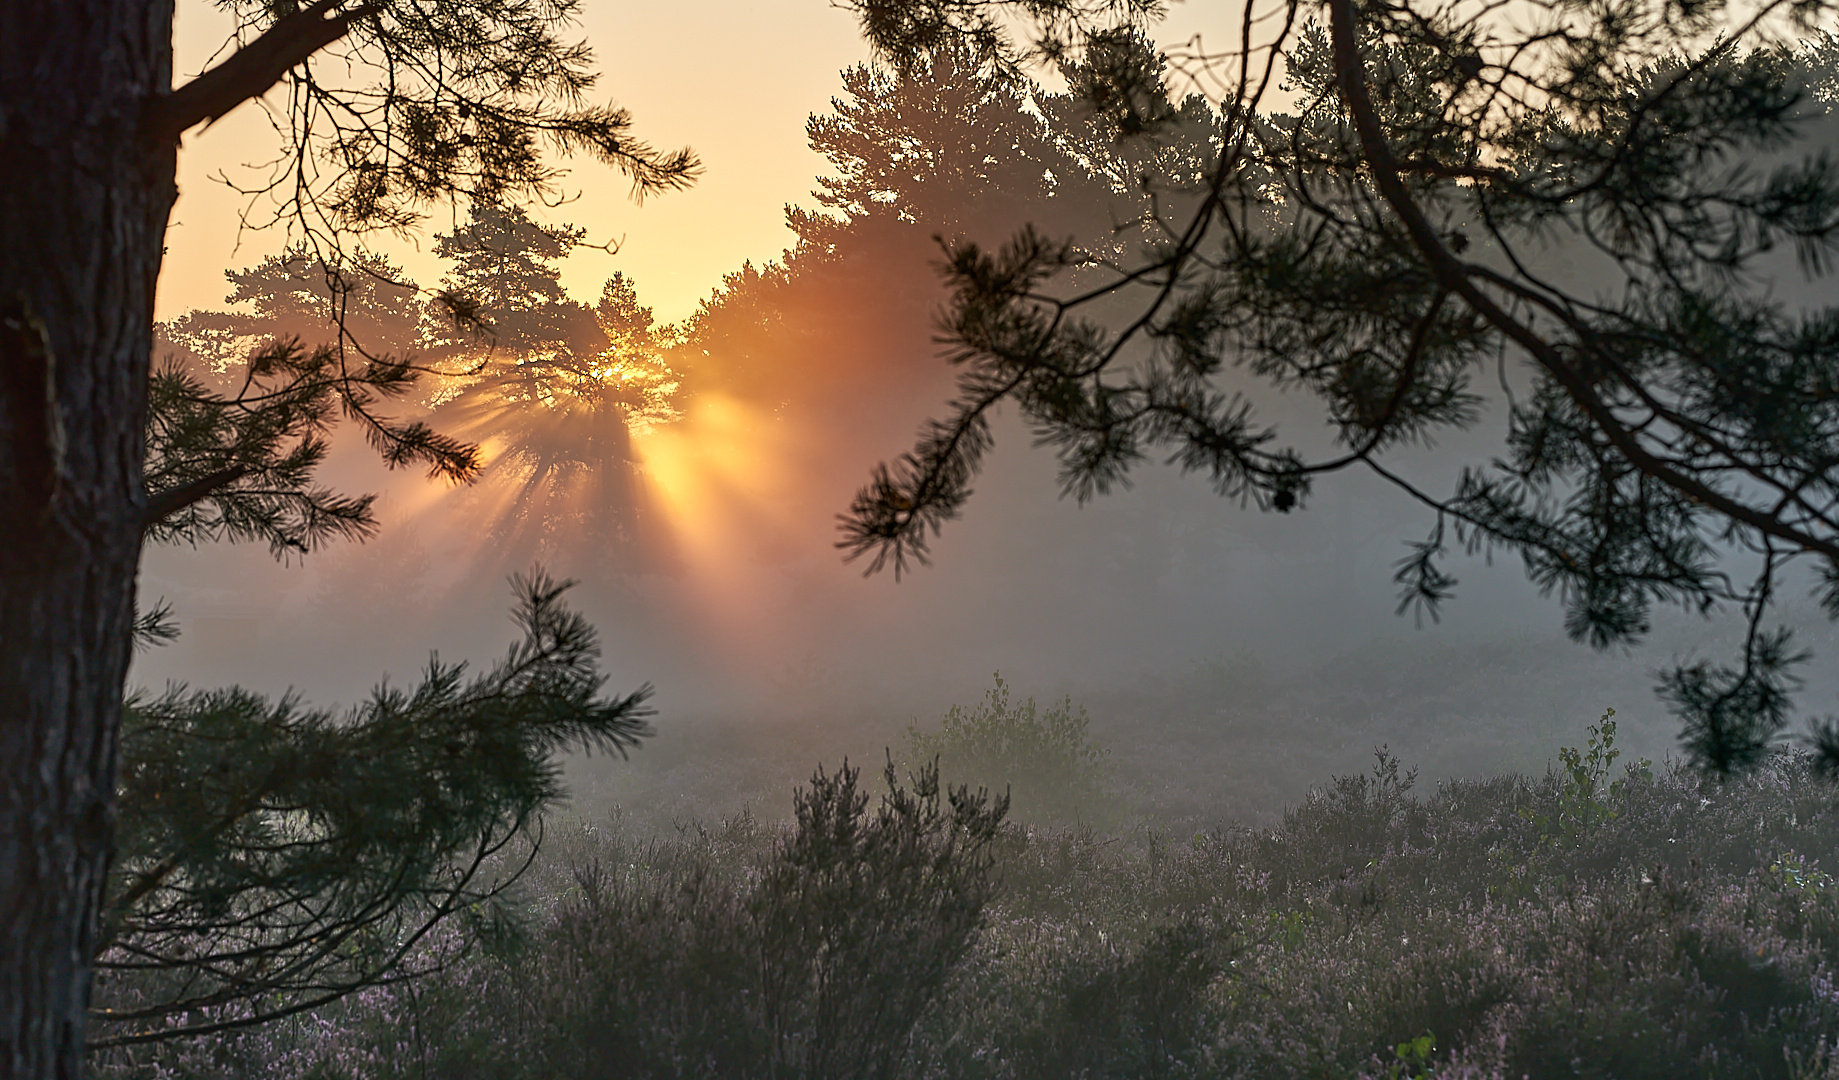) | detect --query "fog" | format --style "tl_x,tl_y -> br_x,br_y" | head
130,51 -> 1839,832
133,353 -> 1839,832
